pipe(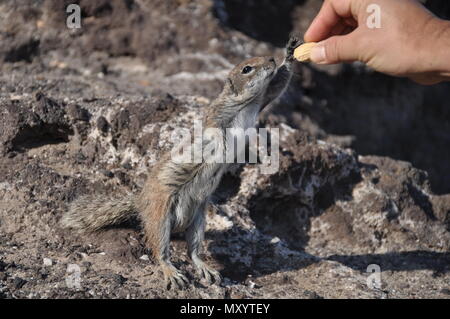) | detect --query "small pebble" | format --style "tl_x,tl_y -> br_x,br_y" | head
270,237 -> 280,244
43,258 -> 53,267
